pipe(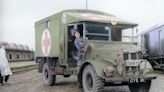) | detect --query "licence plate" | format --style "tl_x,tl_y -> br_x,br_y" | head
129,78 -> 145,83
